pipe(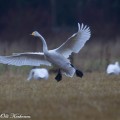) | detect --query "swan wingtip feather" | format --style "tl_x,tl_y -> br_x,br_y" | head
78,23 -> 80,30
